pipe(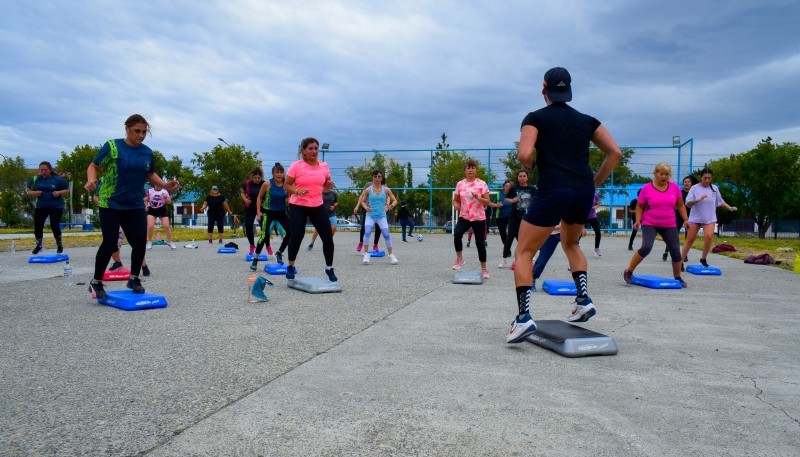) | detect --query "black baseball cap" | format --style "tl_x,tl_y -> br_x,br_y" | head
544,67 -> 572,102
